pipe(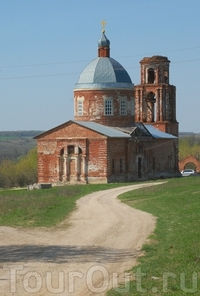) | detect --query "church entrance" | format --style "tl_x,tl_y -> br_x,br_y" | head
59,145 -> 84,183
